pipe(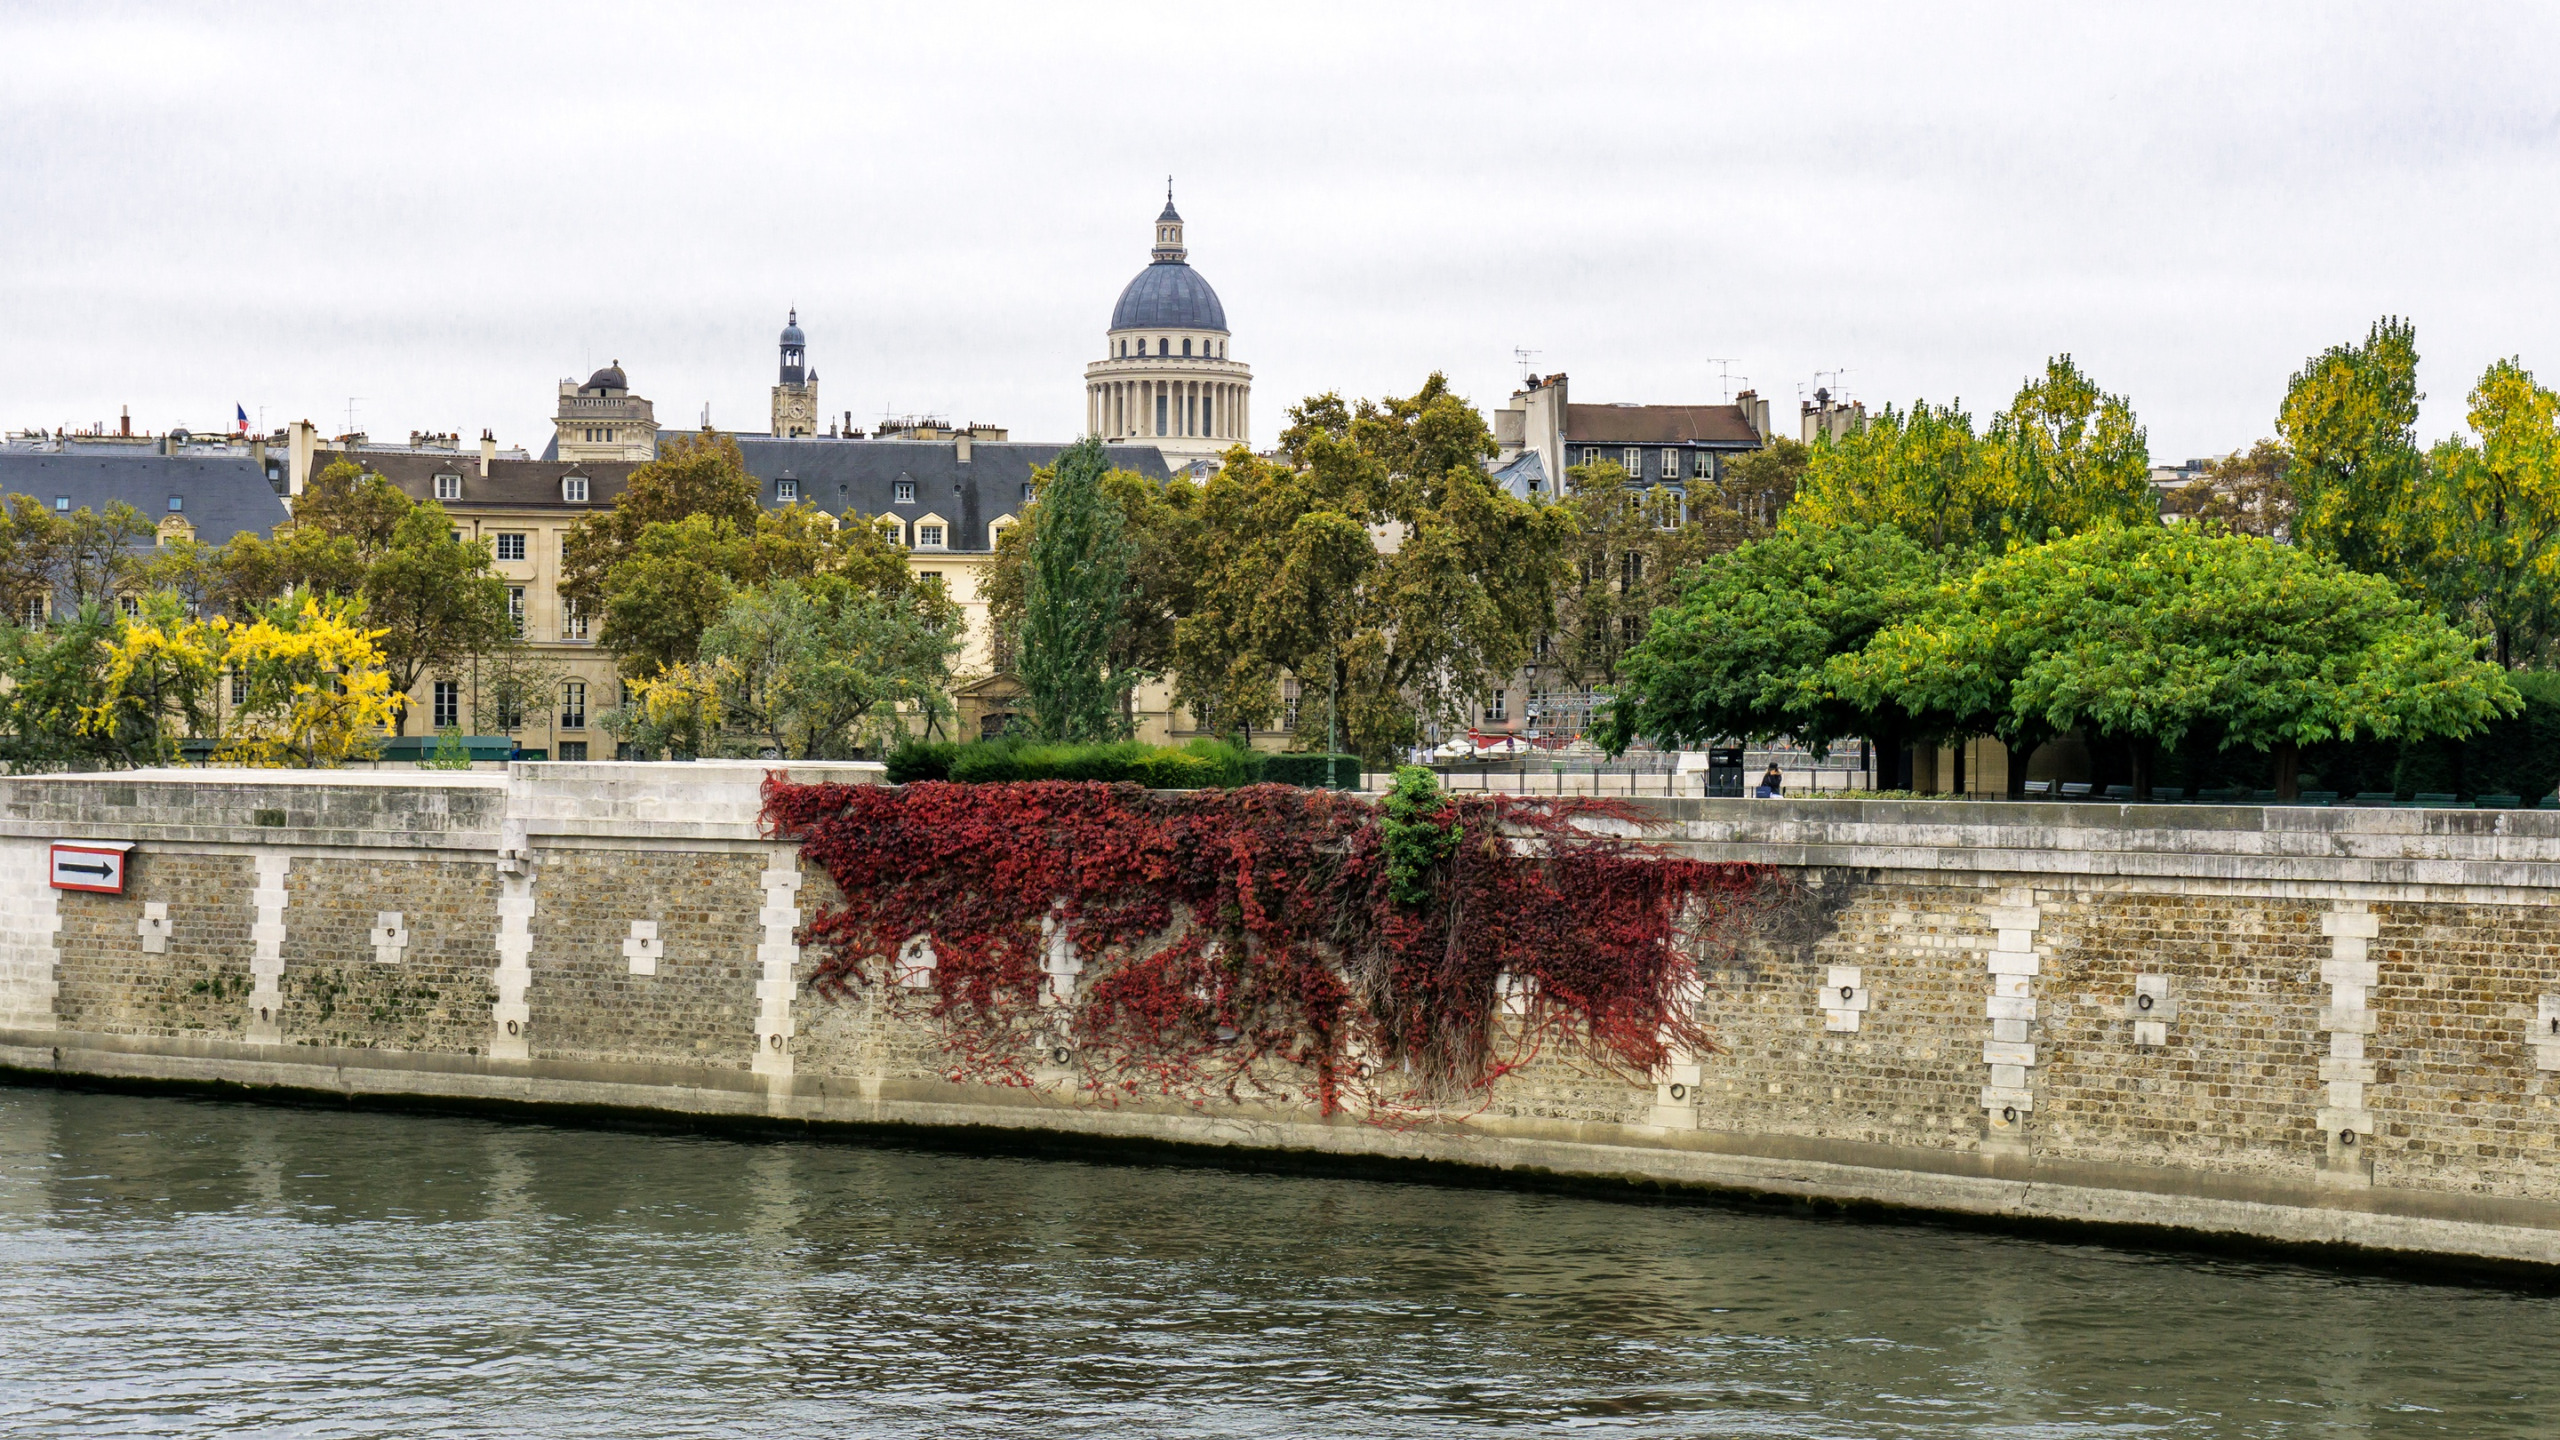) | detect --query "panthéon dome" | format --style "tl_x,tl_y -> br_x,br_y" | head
1110,193 -> 1227,333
